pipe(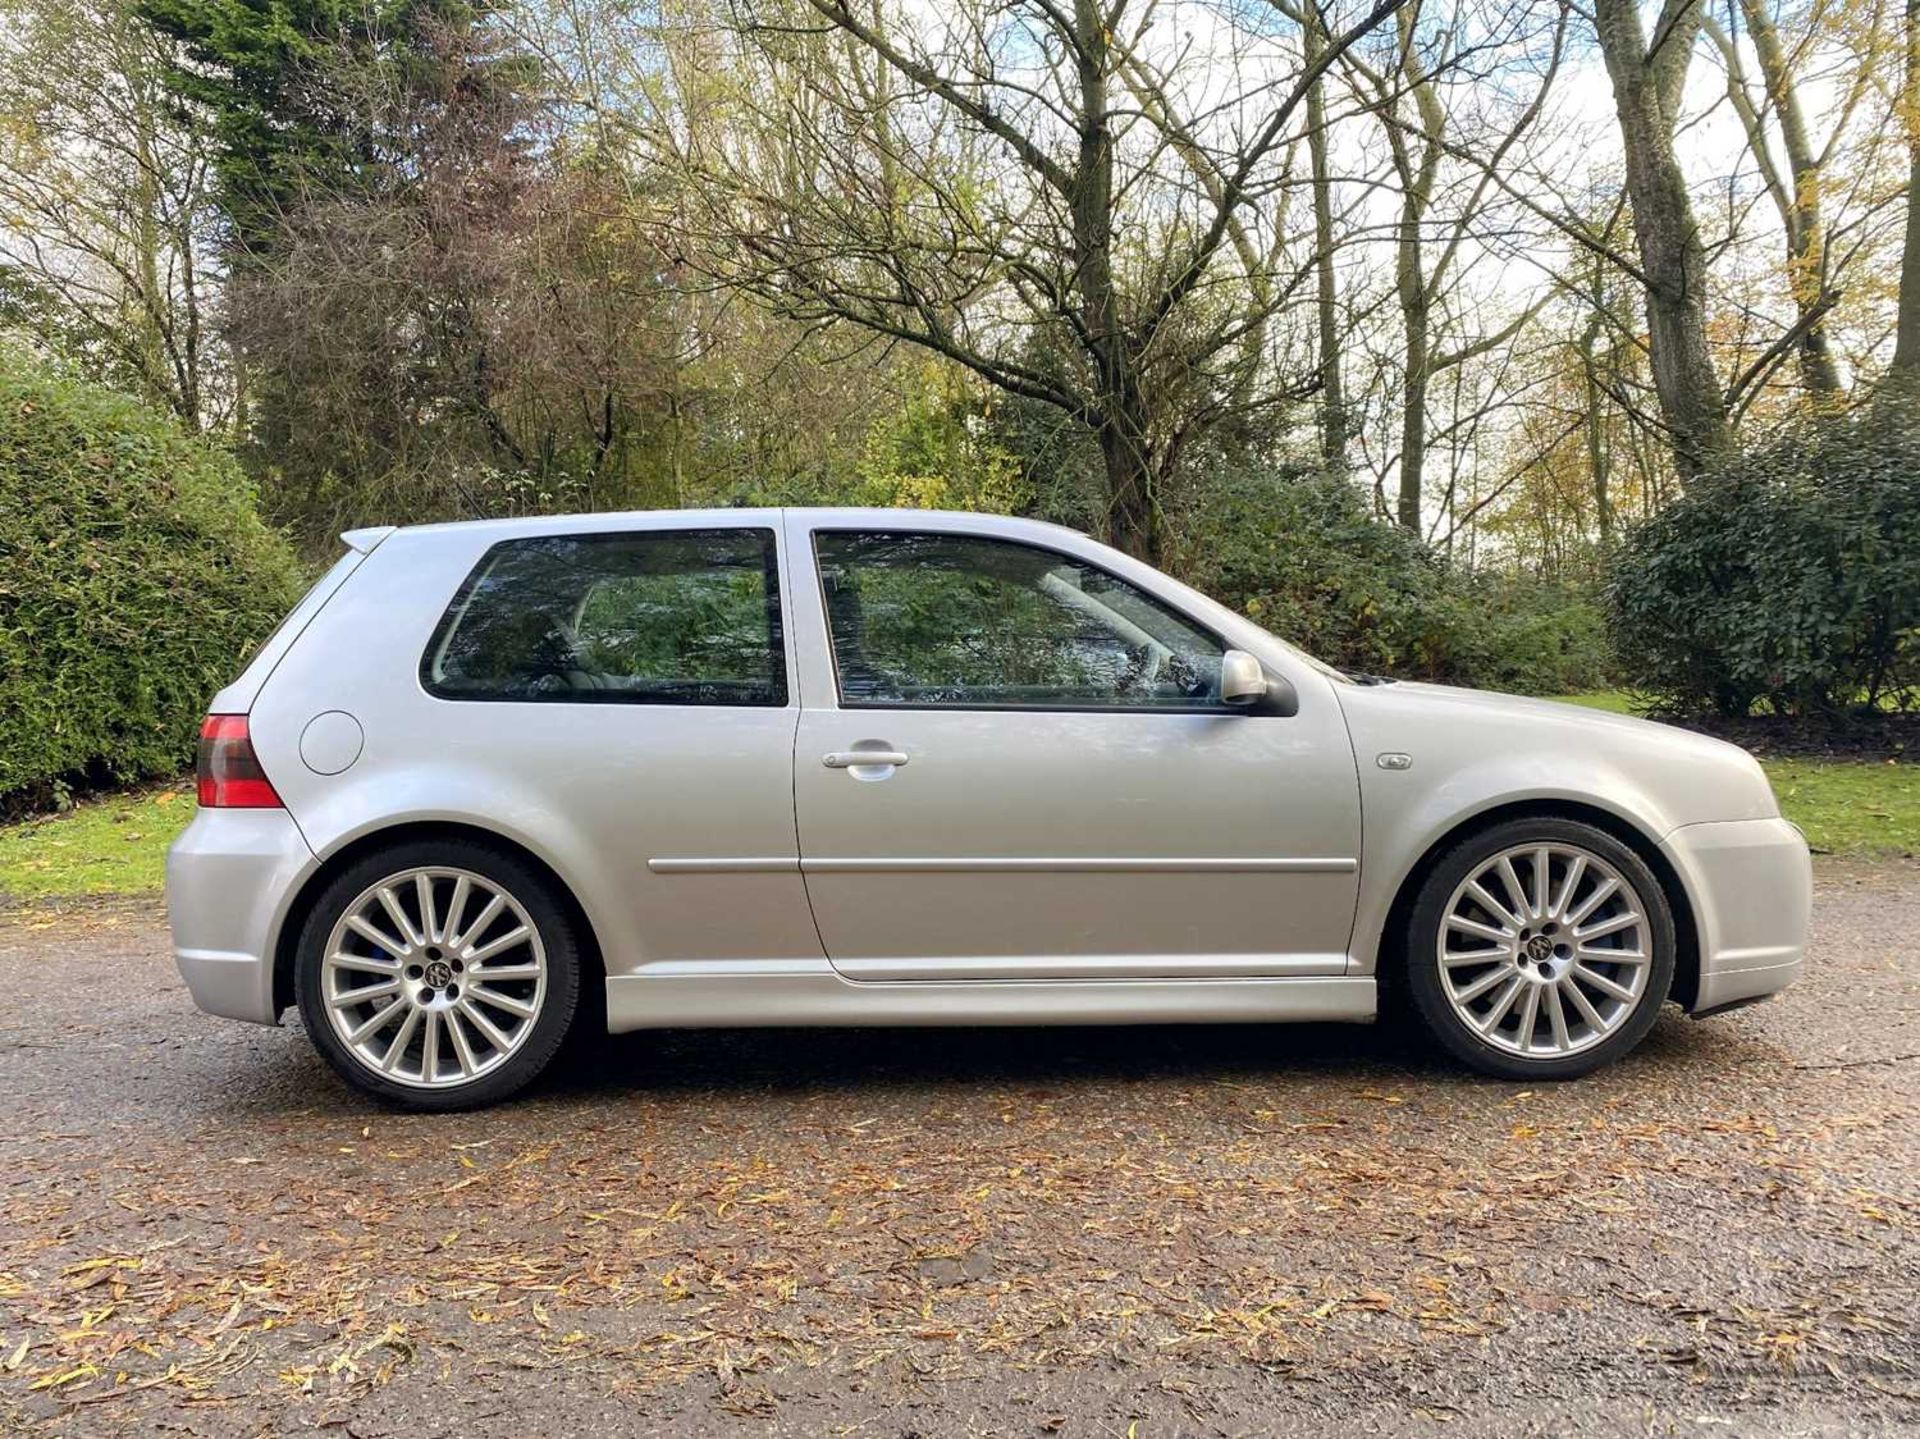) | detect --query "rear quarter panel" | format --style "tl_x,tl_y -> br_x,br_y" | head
206,547 -> 373,715
244,514 -> 821,979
